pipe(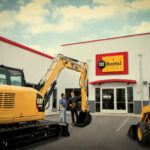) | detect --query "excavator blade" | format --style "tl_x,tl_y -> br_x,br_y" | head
75,111 -> 92,127
127,124 -> 137,139
59,123 -> 70,136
